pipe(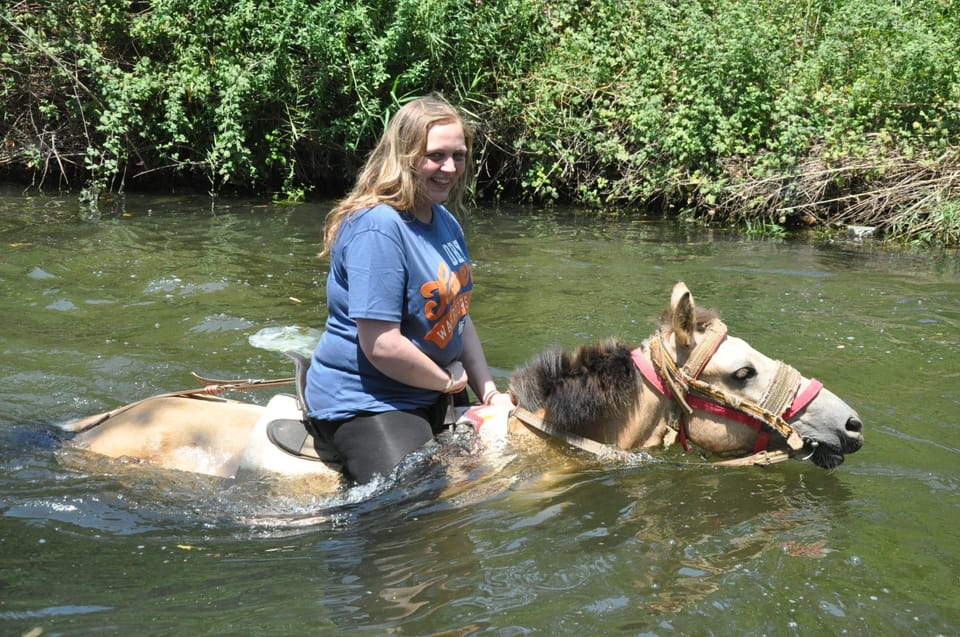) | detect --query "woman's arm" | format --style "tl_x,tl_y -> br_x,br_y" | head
357,318 -> 468,393
459,316 -> 512,405
459,316 -> 495,399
